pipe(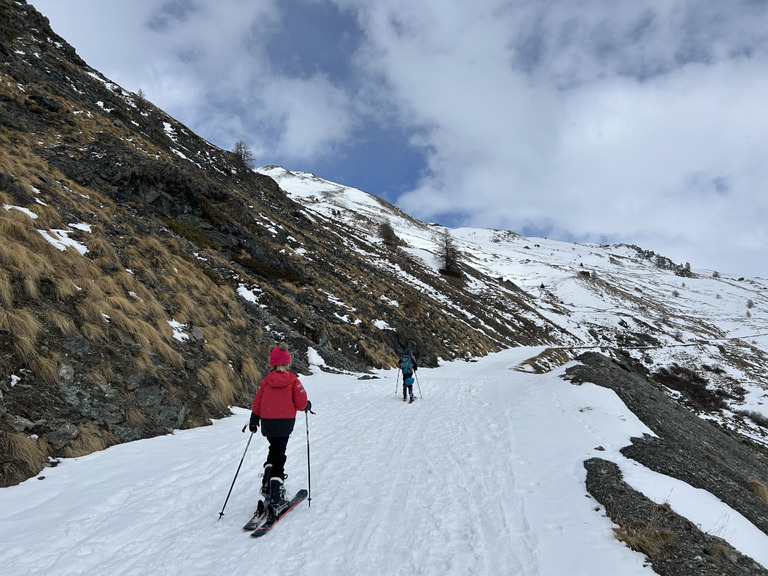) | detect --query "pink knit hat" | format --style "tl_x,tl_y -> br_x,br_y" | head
269,344 -> 291,366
